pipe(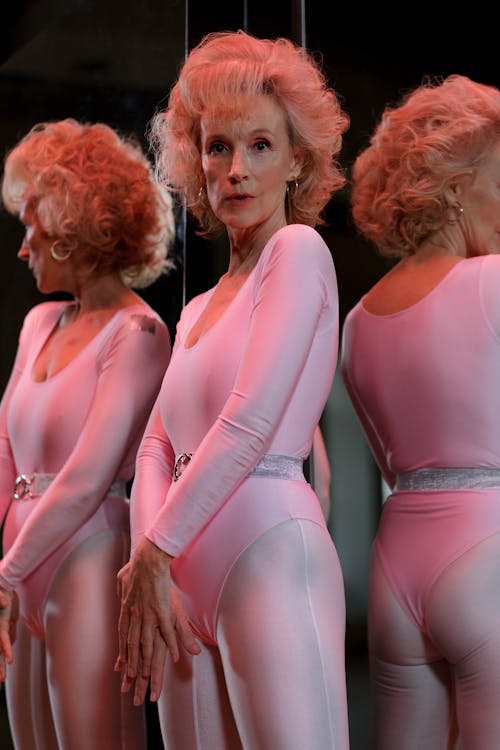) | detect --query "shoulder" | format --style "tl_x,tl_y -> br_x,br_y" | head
258,224 -> 334,275
101,302 -> 171,360
20,300 -> 67,338
113,302 -> 168,336
266,224 -> 331,258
